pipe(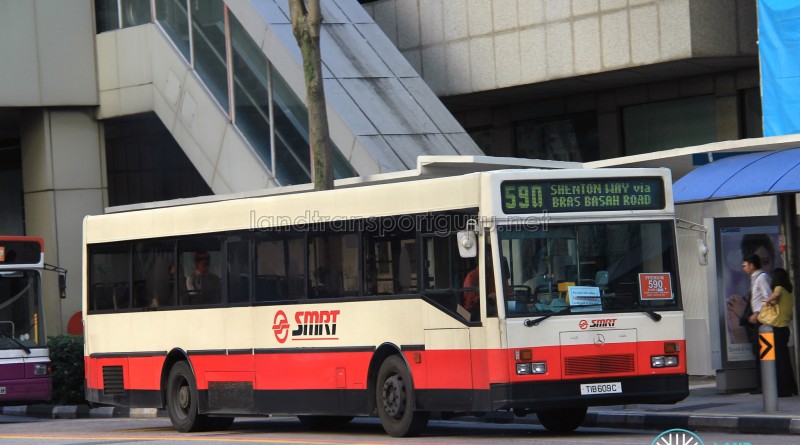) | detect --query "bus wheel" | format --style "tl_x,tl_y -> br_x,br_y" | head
536,406 -> 587,433
166,361 -> 207,432
375,355 -> 429,437
297,415 -> 354,429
